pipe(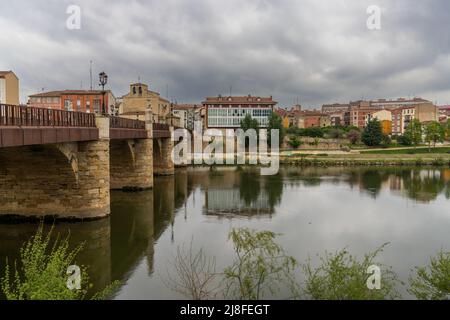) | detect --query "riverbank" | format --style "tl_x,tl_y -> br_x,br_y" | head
280,153 -> 450,166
